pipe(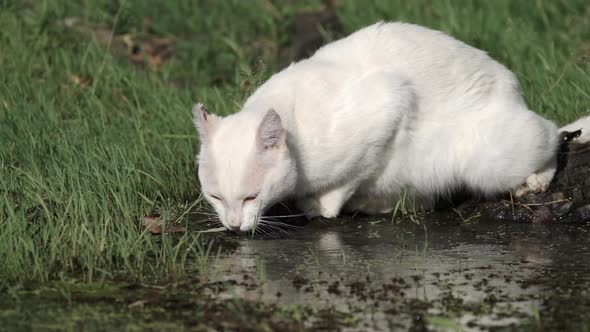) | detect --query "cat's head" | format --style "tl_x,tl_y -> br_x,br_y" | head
192,103 -> 297,233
